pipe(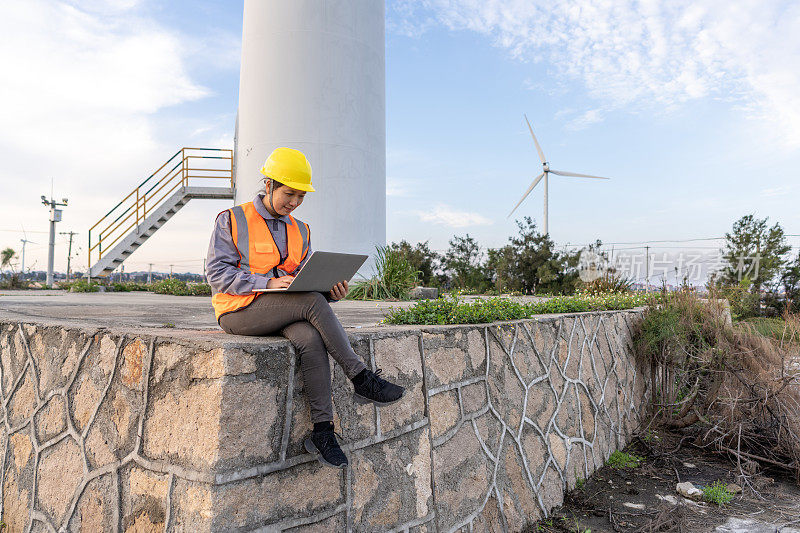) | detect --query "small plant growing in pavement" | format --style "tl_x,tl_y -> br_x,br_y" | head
702,480 -> 734,506
606,450 -> 643,469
